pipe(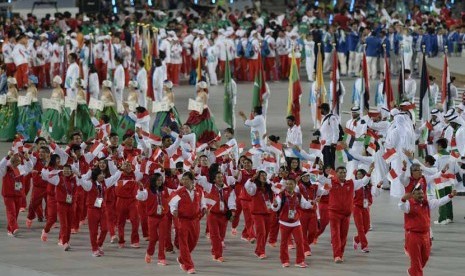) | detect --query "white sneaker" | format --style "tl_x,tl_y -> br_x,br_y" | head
63,243 -> 70,251
446,219 -> 452,224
